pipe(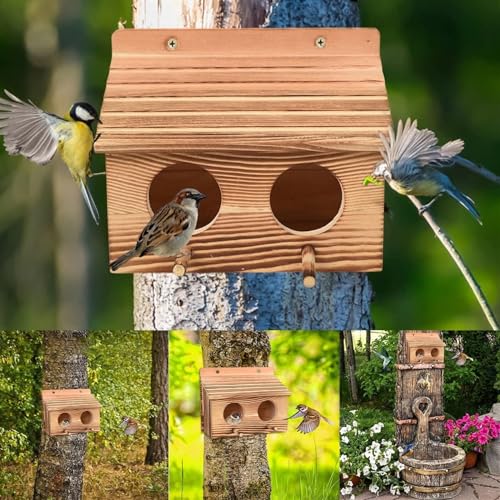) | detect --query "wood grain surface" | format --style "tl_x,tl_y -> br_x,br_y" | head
97,28 -> 390,274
